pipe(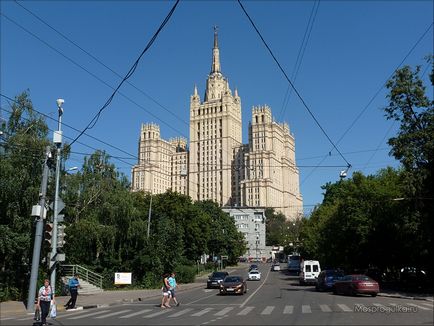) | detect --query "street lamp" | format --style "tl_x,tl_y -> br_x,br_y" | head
50,98 -> 65,293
